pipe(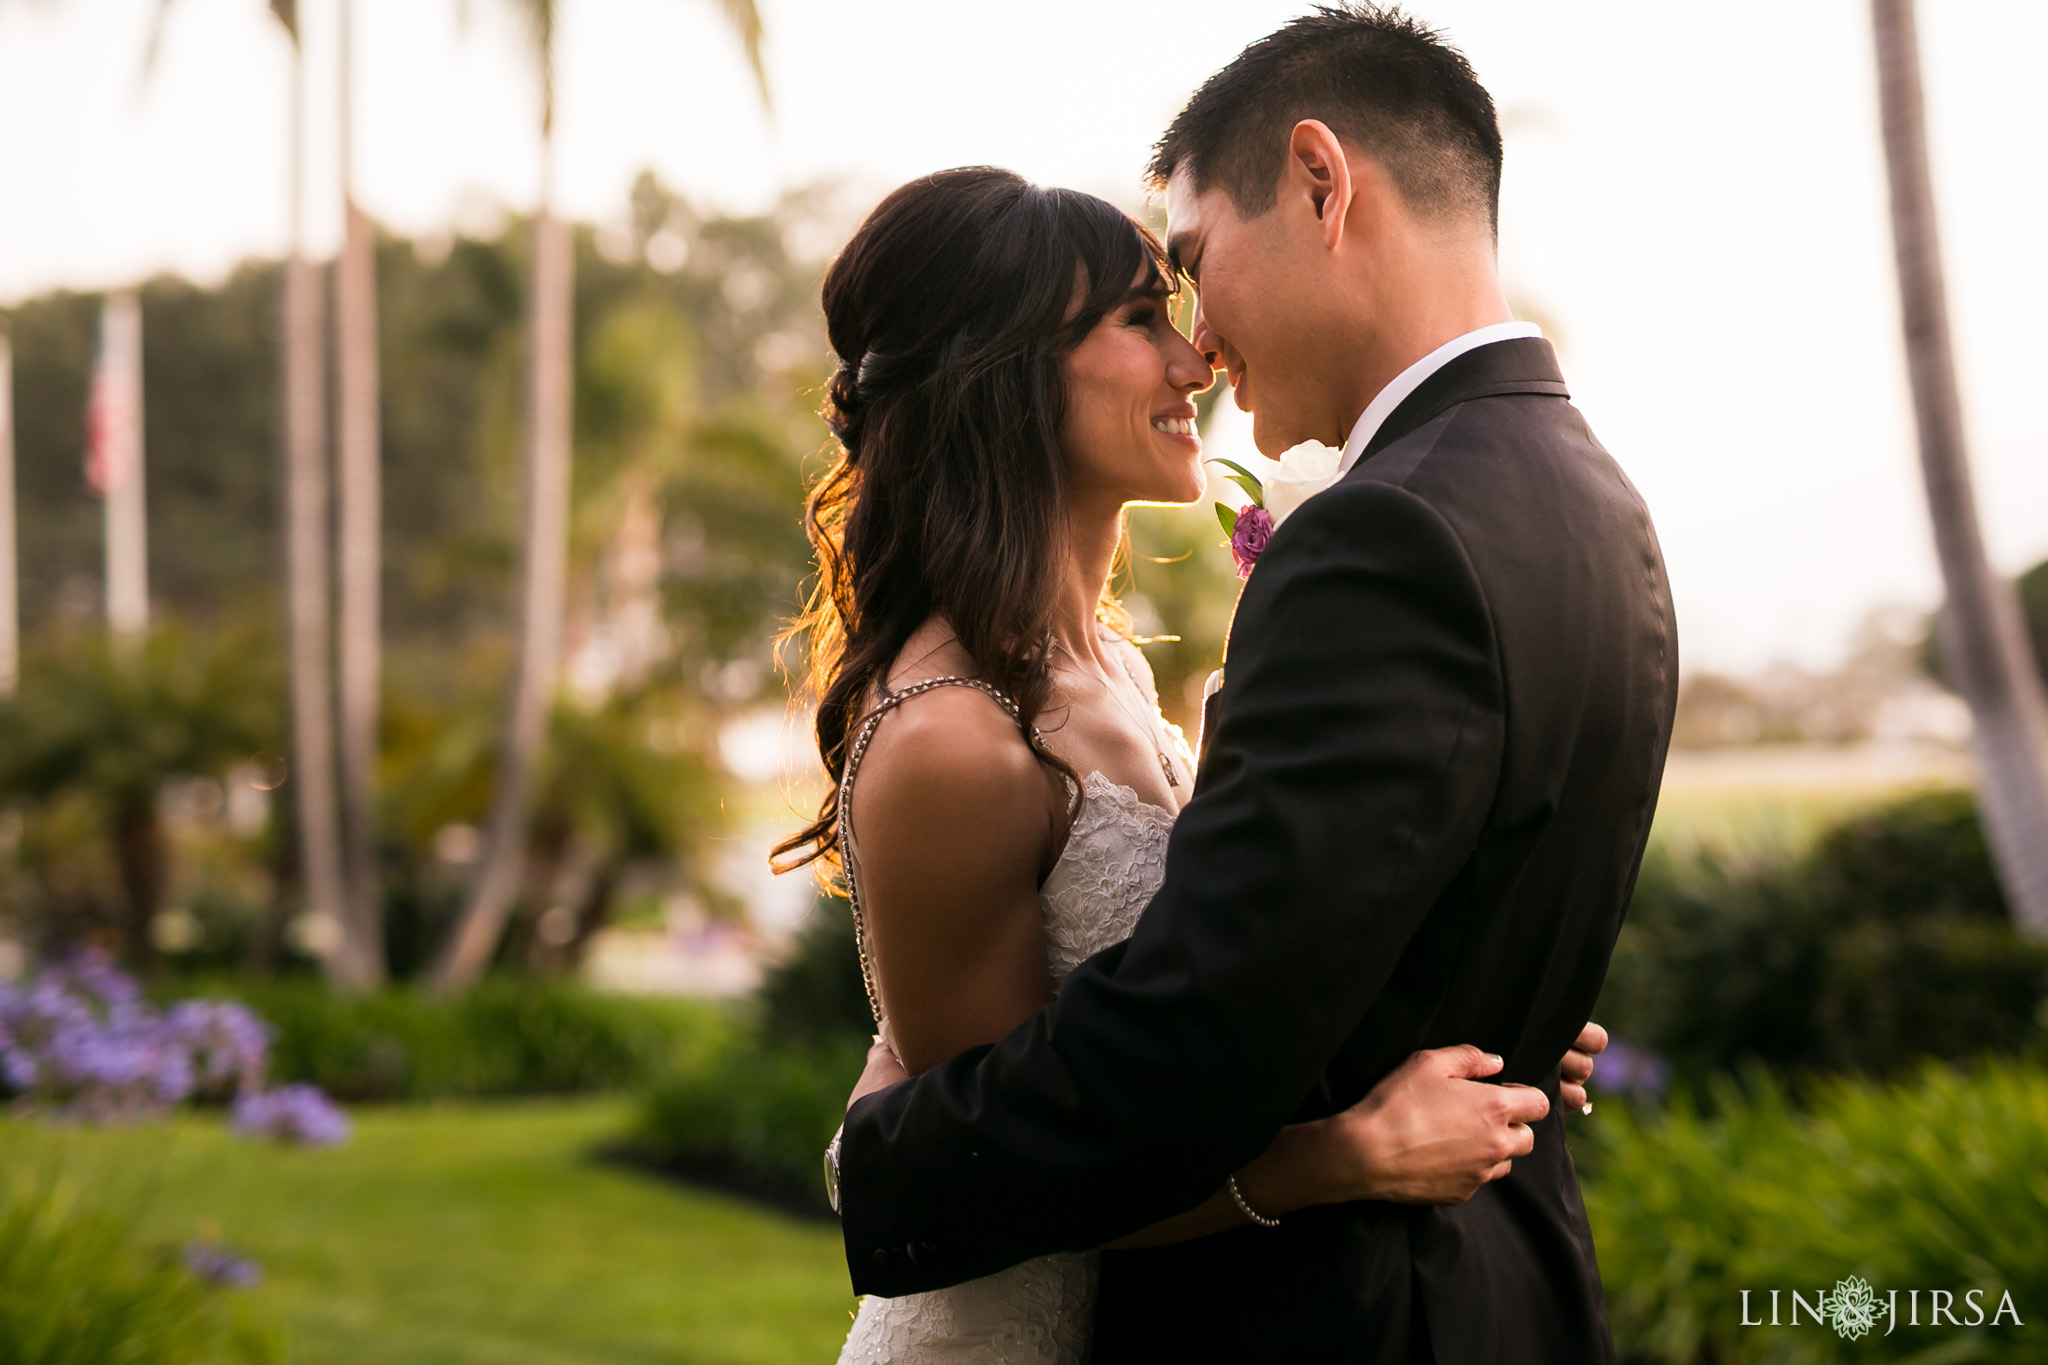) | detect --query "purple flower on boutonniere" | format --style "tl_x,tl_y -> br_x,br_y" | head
1210,442 -> 1342,580
1227,504 -> 1272,578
